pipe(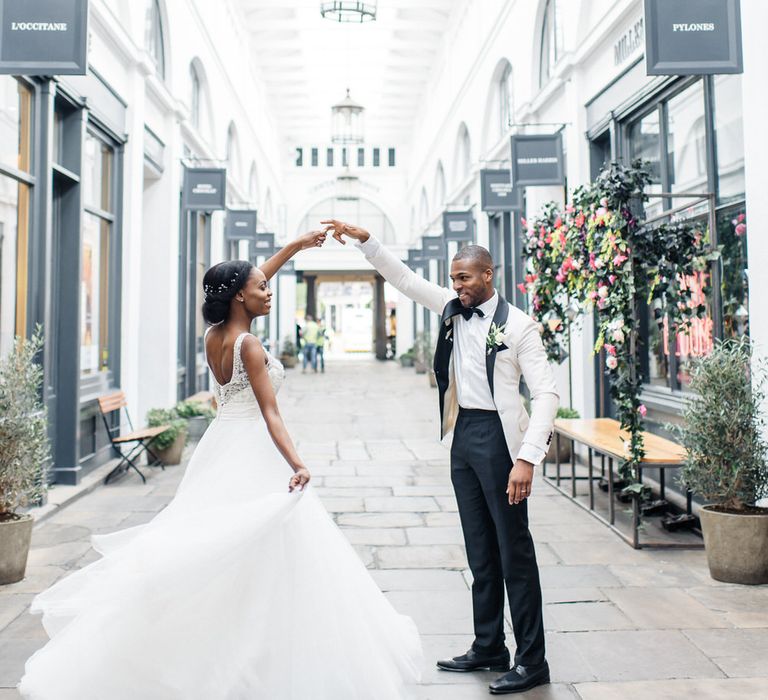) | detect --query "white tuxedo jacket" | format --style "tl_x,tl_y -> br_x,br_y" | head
358,236 -> 559,464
